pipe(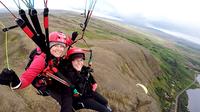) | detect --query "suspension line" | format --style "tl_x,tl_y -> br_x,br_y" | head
0,21 -> 10,69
